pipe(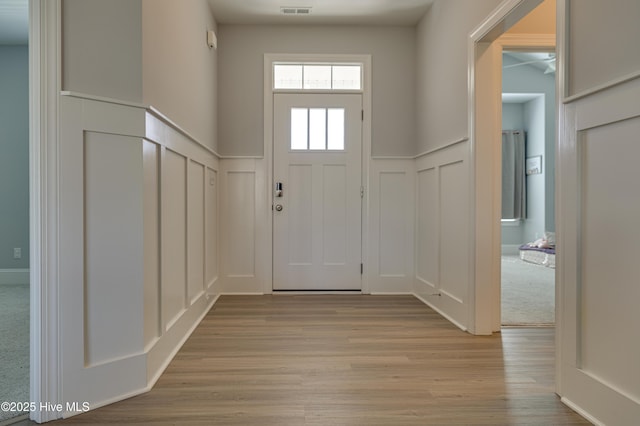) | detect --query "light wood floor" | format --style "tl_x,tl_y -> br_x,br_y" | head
39,295 -> 589,425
